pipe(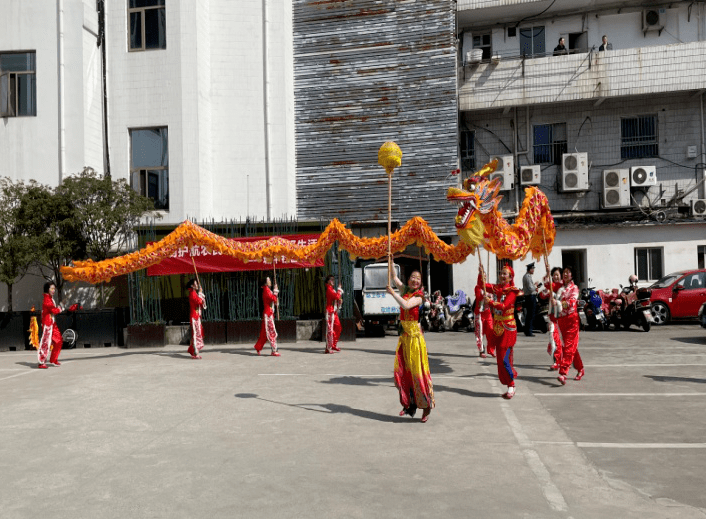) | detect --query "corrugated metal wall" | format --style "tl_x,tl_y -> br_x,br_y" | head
293,0 -> 459,235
